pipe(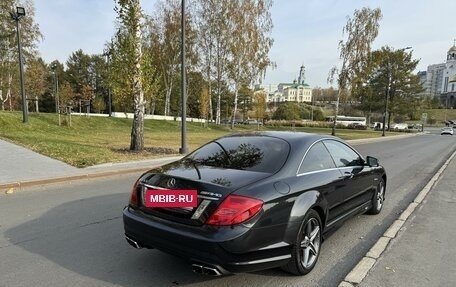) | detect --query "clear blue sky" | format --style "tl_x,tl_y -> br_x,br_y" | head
34,0 -> 456,88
